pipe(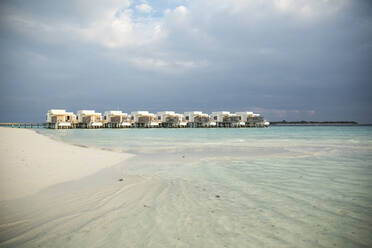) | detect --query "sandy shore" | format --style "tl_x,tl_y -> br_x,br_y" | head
0,127 -> 371,248
0,127 -> 134,201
